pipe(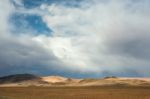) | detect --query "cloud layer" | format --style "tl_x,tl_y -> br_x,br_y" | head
0,0 -> 150,77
